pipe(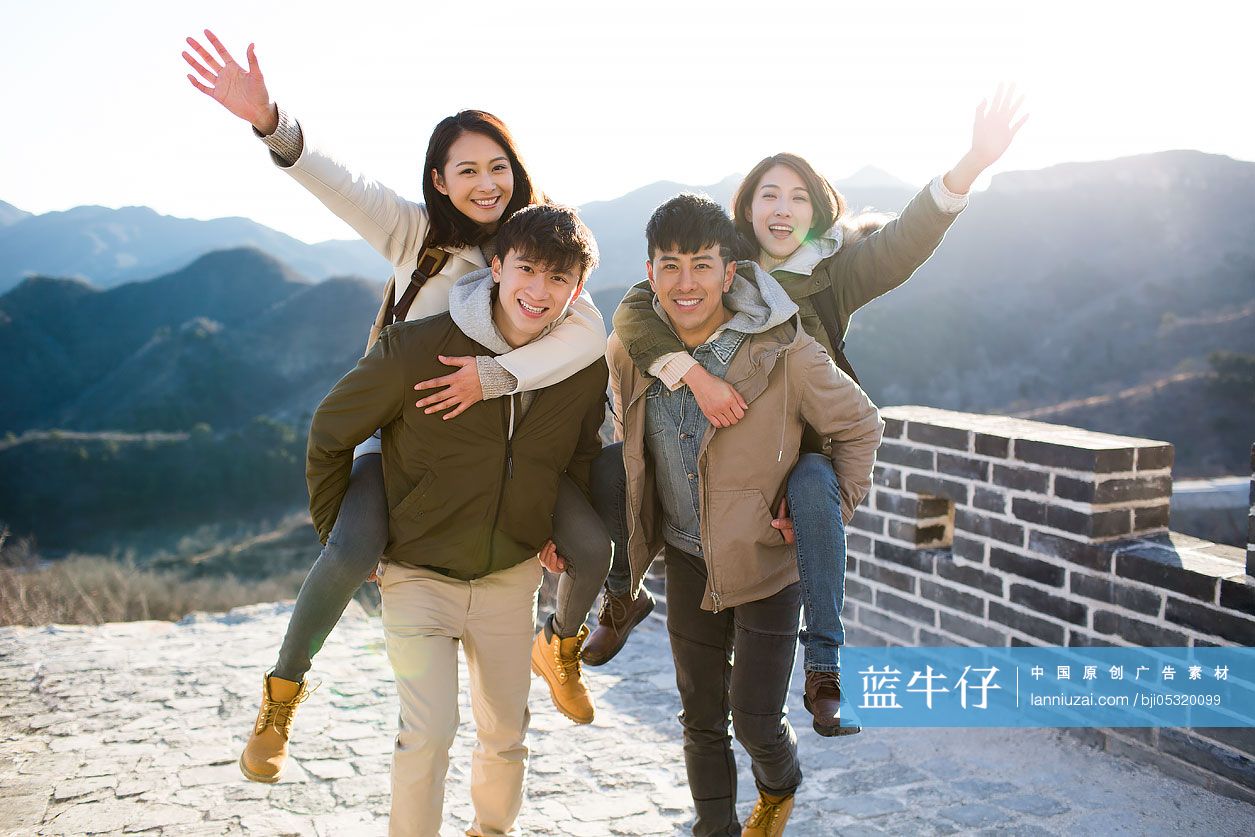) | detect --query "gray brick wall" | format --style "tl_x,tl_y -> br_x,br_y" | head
844,406 -> 1255,803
